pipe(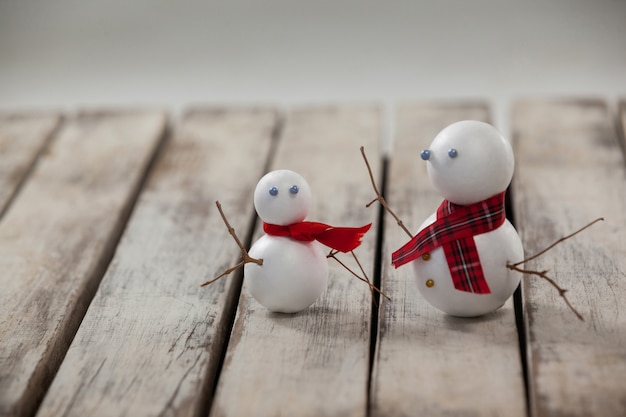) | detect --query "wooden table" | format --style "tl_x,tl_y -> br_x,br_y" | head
1,101 -> 625,417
